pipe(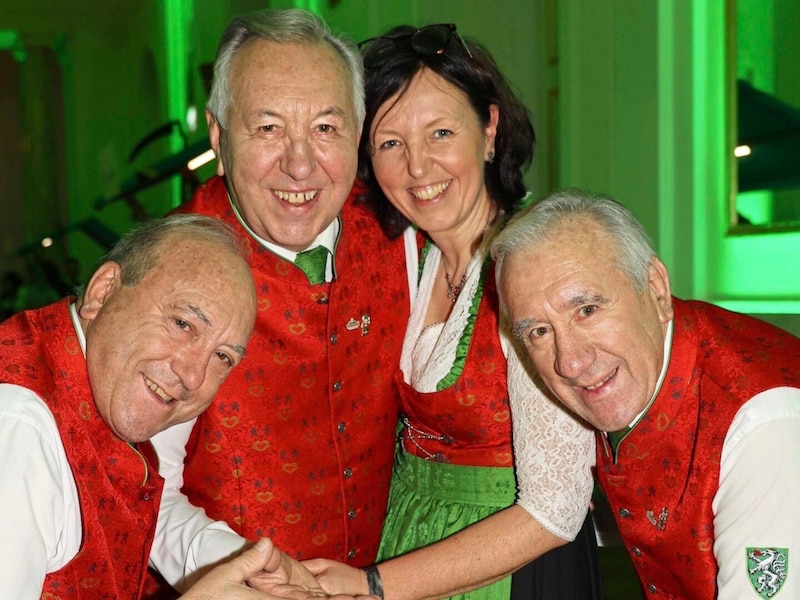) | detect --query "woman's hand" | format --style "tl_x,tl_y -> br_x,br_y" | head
301,558 -> 369,596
